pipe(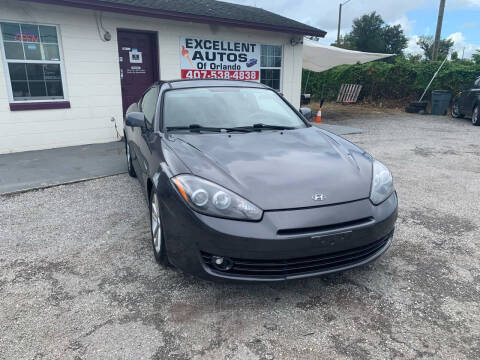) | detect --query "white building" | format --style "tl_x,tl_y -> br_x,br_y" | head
0,0 -> 325,154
